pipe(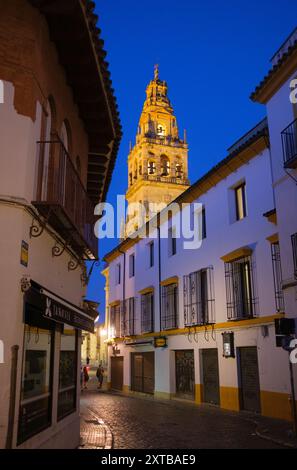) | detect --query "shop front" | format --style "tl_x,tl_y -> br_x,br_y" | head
17,281 -> 95,448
